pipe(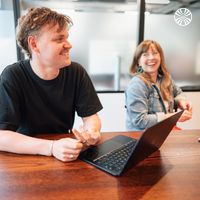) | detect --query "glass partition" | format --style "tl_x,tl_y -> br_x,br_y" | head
20,0 -> 139,91
0,0 -> 17,73
1,0 -> 200,91
145,1 -> 200,90
68,10 -> 138,91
